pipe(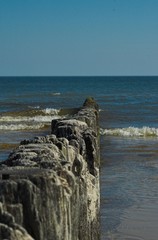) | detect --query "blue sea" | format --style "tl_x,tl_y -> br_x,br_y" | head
1,76 -> 158,240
